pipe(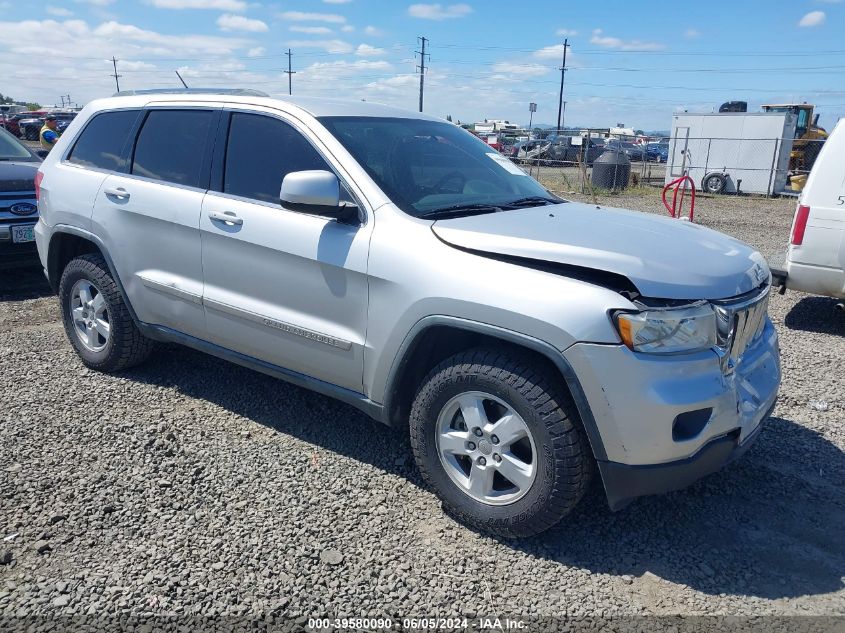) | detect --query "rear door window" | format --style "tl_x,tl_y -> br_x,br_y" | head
66,110 -> 140,172
131,110 -> 214,188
